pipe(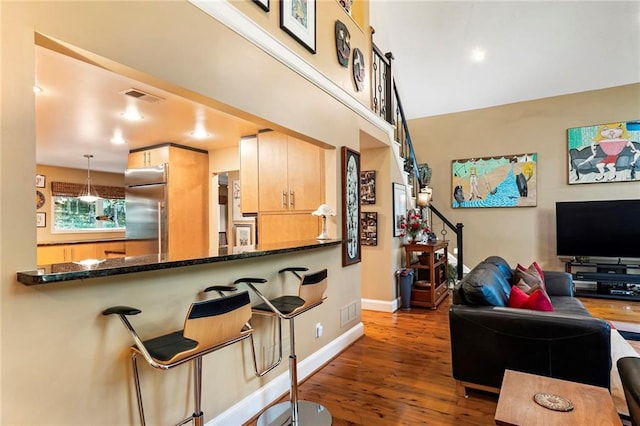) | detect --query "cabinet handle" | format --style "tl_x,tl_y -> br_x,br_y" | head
289,191 -> 295,208
282,190 -> 287,208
